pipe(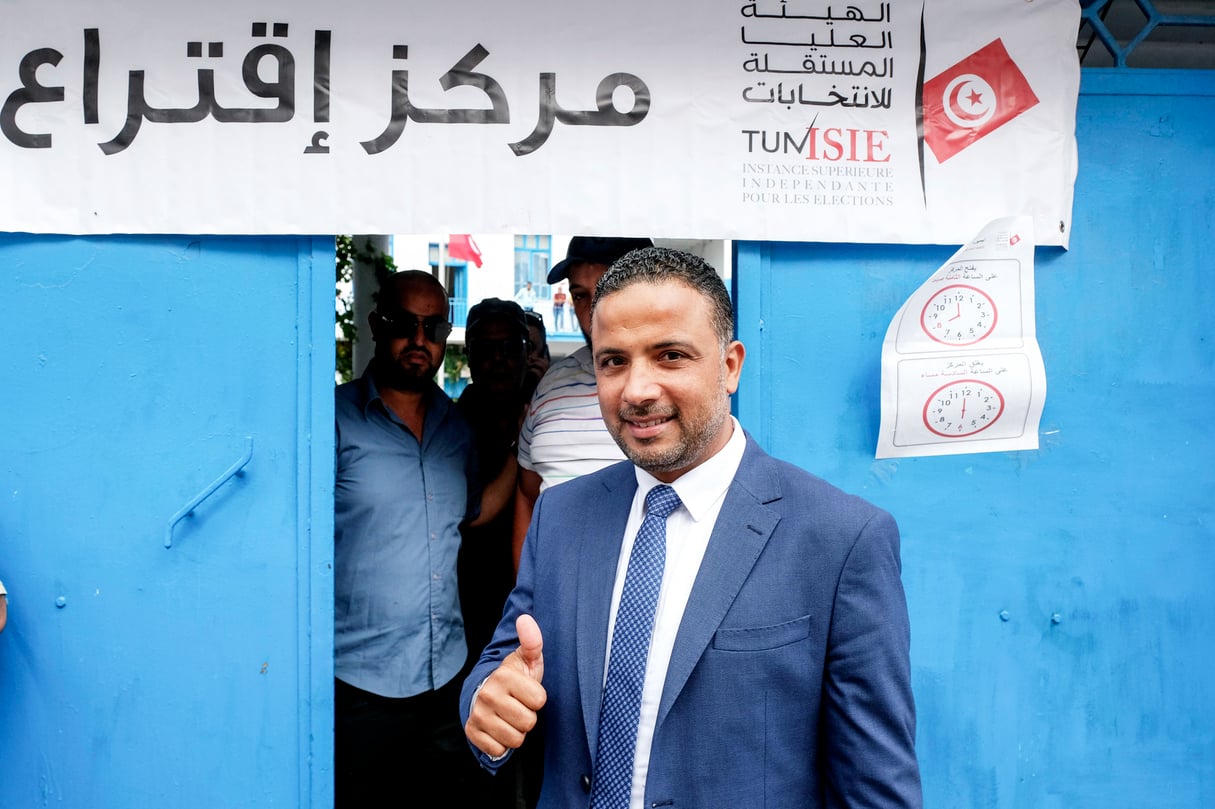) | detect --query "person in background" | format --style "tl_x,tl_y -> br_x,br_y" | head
522,309 -> 551,404
511,236 -> 654,573
333,270 -> 489,807
551,281 -> 569,333
456,297 -> 536,809
513,280 -> 537,310
463,248 -> 921,809
457,298 -> 531,676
